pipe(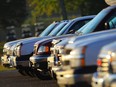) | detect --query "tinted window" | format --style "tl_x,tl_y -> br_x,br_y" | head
77,9 -> 116,34
67,19 -> 91,34
106,12 -> 116,29
57,18 -> 92,36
